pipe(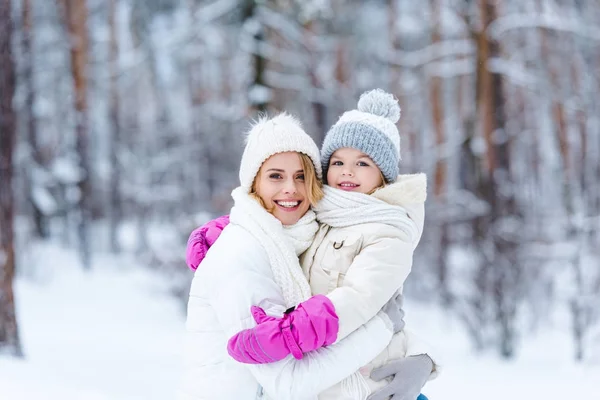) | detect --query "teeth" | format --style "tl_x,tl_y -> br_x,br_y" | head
340,183 -> 357,187
277,201 -> 299,208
